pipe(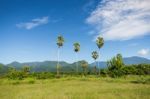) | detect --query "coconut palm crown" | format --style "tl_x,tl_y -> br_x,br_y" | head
92,51 -> 99,60
57,35 -> 64,48
96,36 -> 104,49
73,42 -> 80,52
80,60 -> 88,69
